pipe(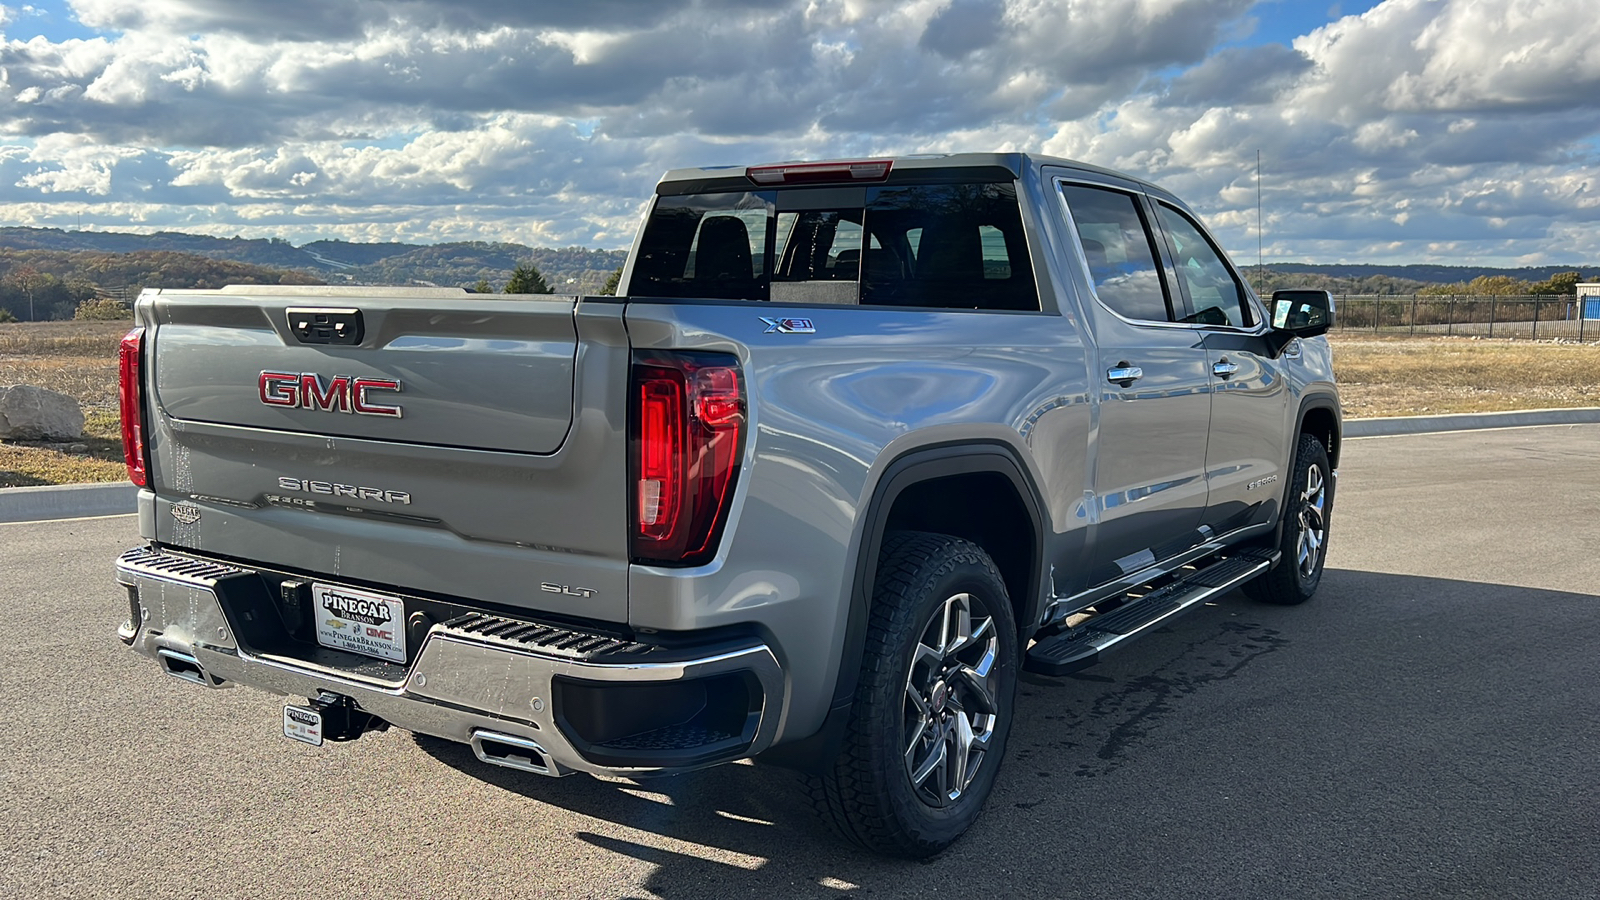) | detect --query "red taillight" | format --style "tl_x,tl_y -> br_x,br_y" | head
118,327 -> 149,487
630,352 -> 745,565
746,159 -> 892,185
636,375 -> 684,541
